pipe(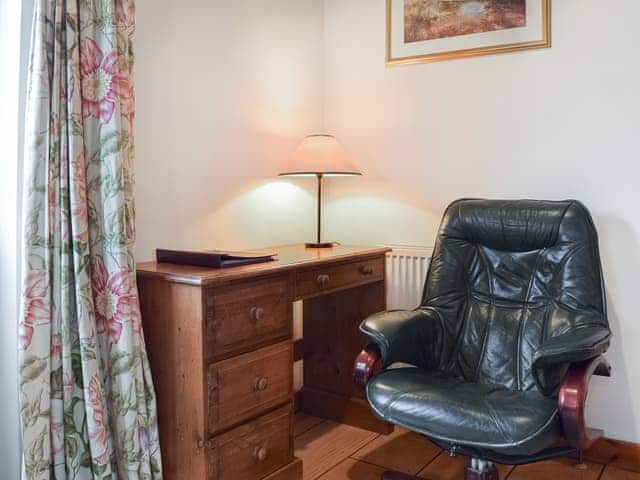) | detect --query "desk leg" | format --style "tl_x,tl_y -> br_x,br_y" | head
300,281 -> 393,434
